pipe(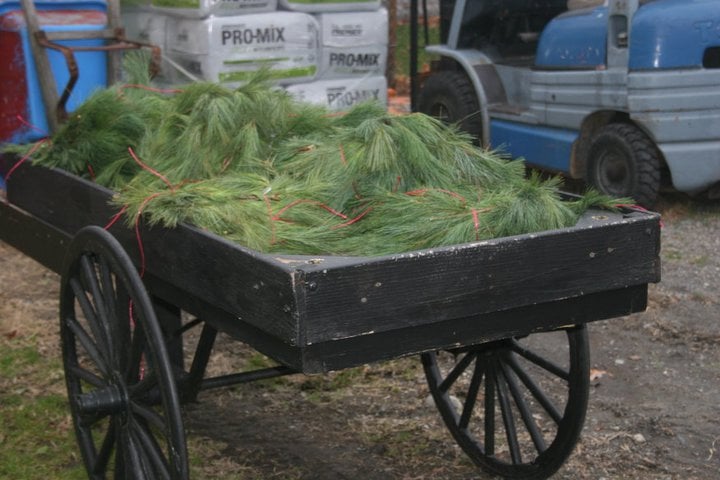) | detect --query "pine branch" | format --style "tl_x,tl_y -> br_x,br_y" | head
9,61 -> 633,257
